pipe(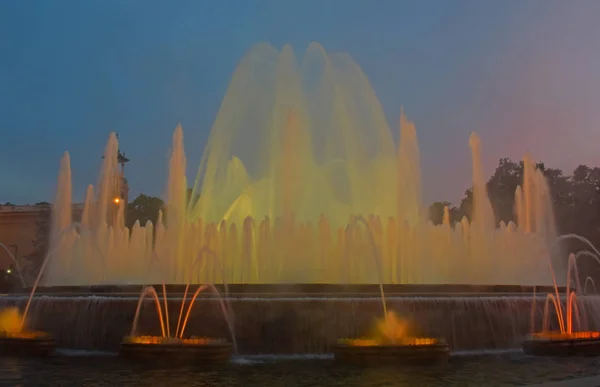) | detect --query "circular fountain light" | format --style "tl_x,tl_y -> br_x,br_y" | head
333,337 -> 449,365
523,331 -> 600,356
0,330 -> 55,357
120,336 -> 232,364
